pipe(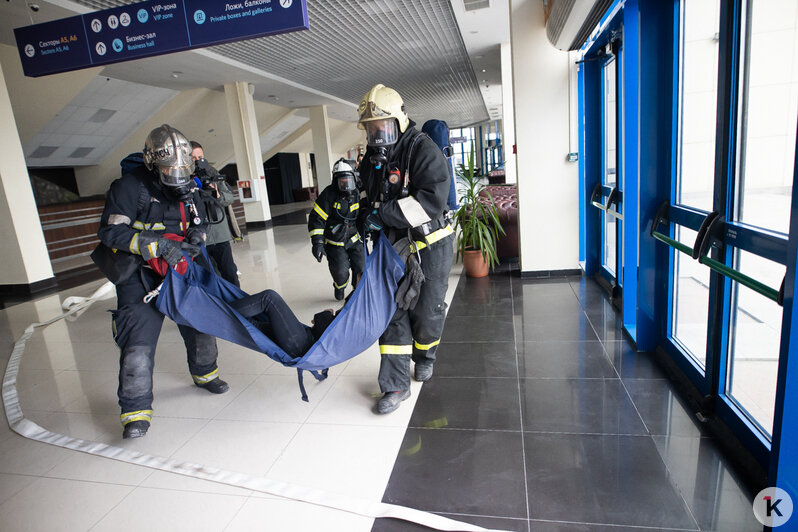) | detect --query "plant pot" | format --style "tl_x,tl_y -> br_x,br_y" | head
463,249 -> 490,277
